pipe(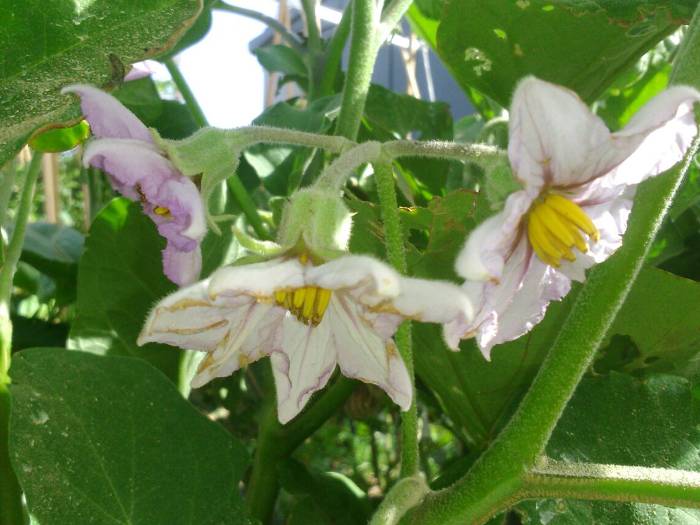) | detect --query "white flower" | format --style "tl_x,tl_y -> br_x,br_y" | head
138,254 -> 473,423
456,76 -> 700,357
